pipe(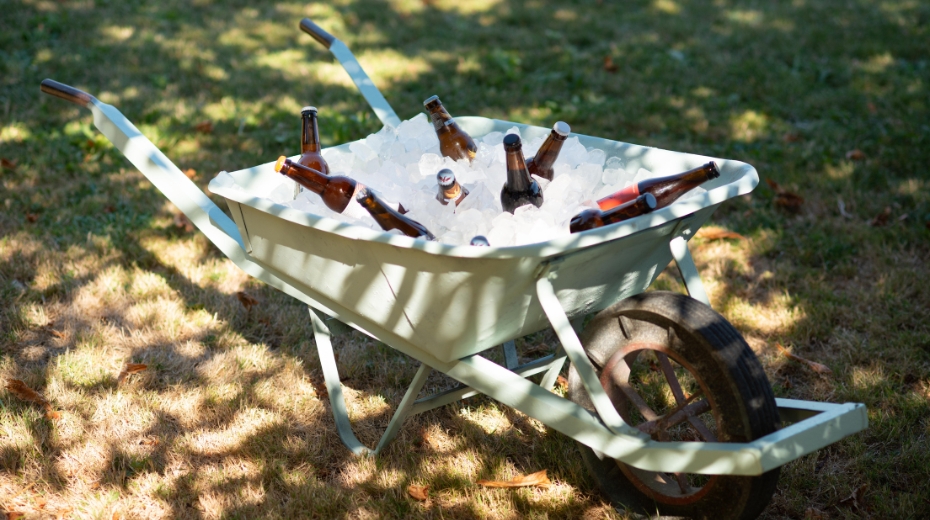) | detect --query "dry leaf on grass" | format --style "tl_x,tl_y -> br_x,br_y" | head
477,469 -> 551,488
25,213 -> 38,223
804,507 -> 826,519
695,226 -> 746,241
839,483 -> 868,509
5,512 -> 26,520
194,120 -> 214,134
1,157 -> 17,170
117,363 -> 148,384
765,178 -> 805,213
236,291 -> 259,311
183,168 -> 197,179
845,149 -> 866,161
555,375 -> 568,391
49,329 -> 65,339
603,55 -> 618,72
6,379 -> 59,418
775,344 -> 833,375
869,207 -> 892,227
782,132 -> 801,143
173,213 -> 194,233
407,484 -> 429,501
